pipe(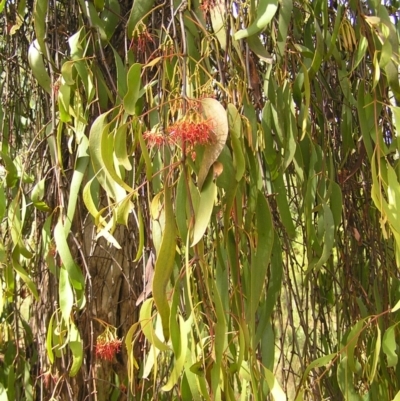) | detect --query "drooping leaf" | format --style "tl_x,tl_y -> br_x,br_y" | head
69,322 -> 83,377
382,324 -> 398,368
123,63 -> 142,115
191,174 -> 217,247
54,219 -> 85,291
234,0 -> 278,40
152,185 -> 177,340
28,40 -> 51,94
59,267 -> 73,322
127,0 -> 156,39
